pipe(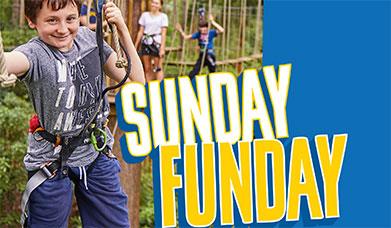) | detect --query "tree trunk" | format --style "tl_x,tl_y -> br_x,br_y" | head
129,0 -> 142,40
109,102 -> 141,228
11,0 -> 20,26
